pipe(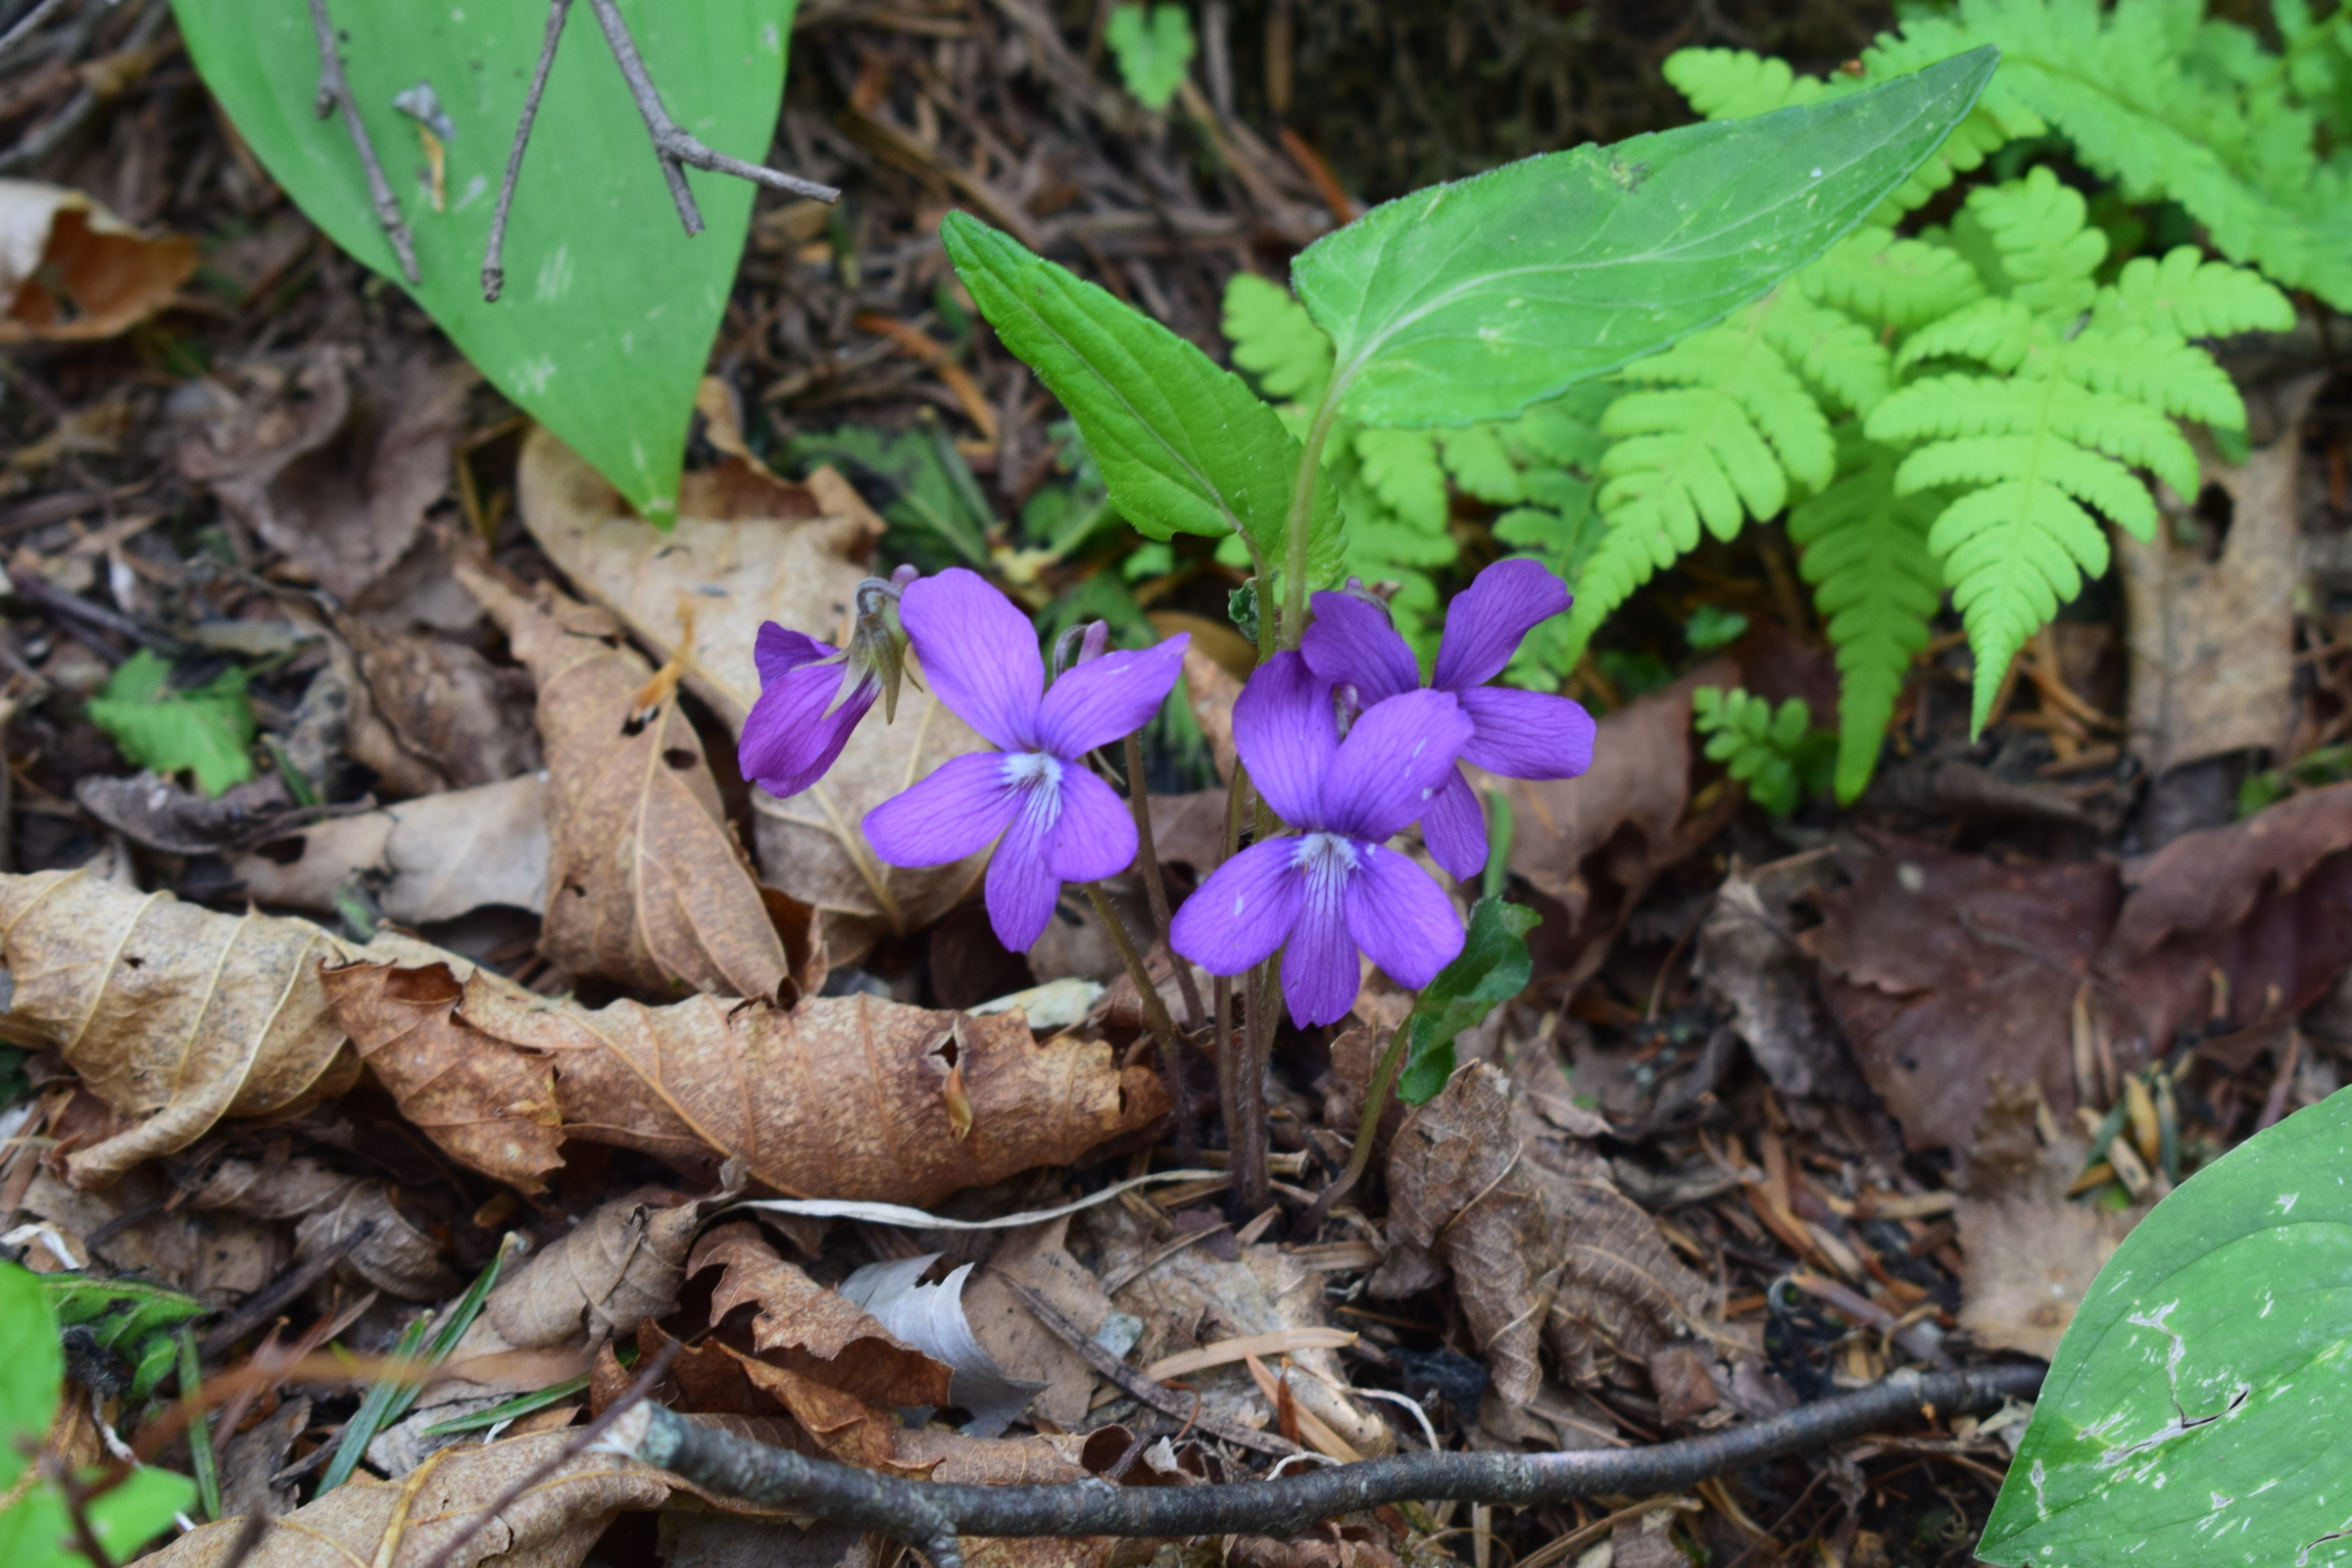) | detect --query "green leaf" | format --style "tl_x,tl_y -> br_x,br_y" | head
1684,605 -> 1749,651
44,1275 -> 210,1406
171,0 -> 799,525
0,1264 -> 63,1493
86,650 -> 255,798
1979,1088 -> 2352,1568
942,212 -> 1341,590
1396,900 -> 1542,1104
1103,4 -> 1196,112
0,1465 -> 195,1568
1290,48 -> 1997,428
791,422 -> 994,569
